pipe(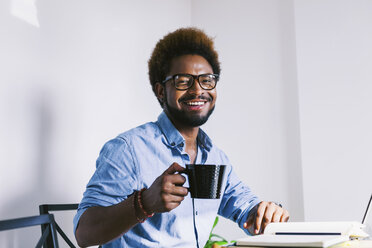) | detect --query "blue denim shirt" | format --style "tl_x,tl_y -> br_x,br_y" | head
74,112 -> 260,247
